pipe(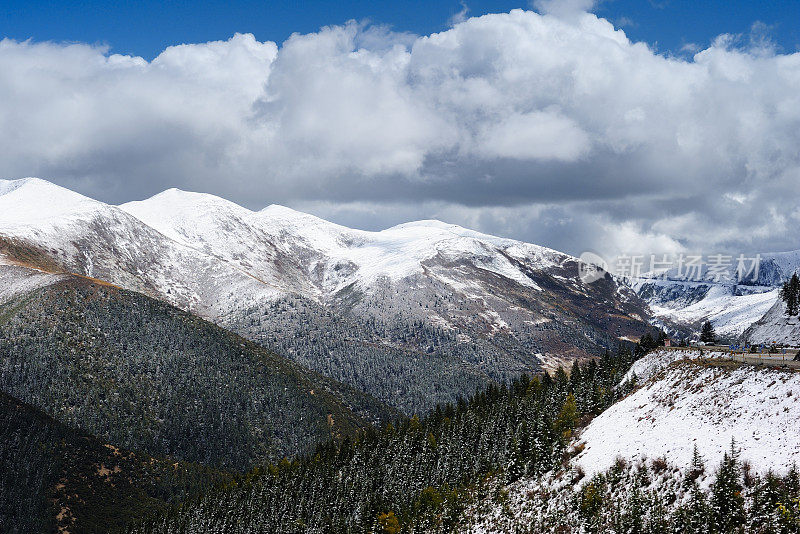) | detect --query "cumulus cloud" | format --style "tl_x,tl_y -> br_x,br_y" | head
0,7 -> 799,258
